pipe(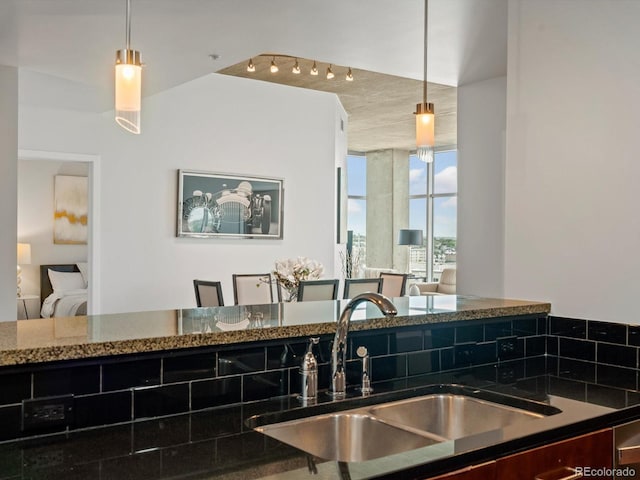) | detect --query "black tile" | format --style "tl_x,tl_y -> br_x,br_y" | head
475,342 -> 498,364
74,390 -> 132,428
526,336 -> 546,357
549,316 -> 586,338
266,342 -> 306,369
547,336 -> 558,356
559,338 -> 595,361
627,391 -> 640,408
537,317 -> 548,335
103,359 -> 160,391
243,370 -> 288,402
345,358 -> 362,386
349,332 -> 388,358
390,330 -> 423,353
497,336 -> 522,361
586,384 -> 627,409
597,343 -> 637,368
496,362 -> 525,385
34,365 -> 100,397
597,364 -> 637,390
455,324 -> 484,344
629,326 -> 640,347
524,357 -> 548,377
408,350 -> 440,376
371,354 -> 407,382
191,376 -> 241,410
485,321 -> 512,341
190,406 -> 243,441
425,327 -> 455,349
588,321 -> 627,345
133,415 -> 190,451
547,356 -> 559,375
440,348 -> 455,370
163,352 -> 216,383
0,372 -> 31,406
513,317 -> 537,337
454,343 -> 476,367
548,377 -> 586,401
133,384 -> 189,419
557,358 -> 595,383
0,405 -> 21,442
218,347 -> 265,375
